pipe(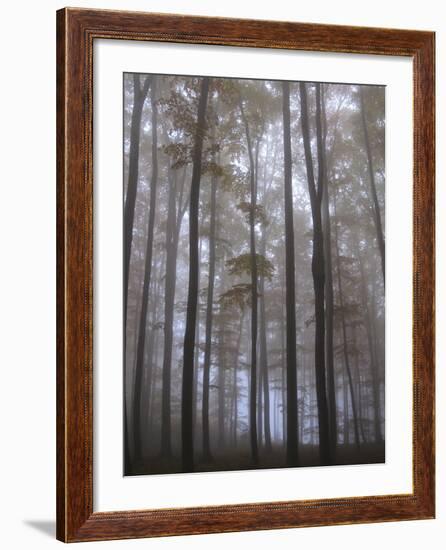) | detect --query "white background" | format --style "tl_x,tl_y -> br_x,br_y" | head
0,0 -> 444,548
